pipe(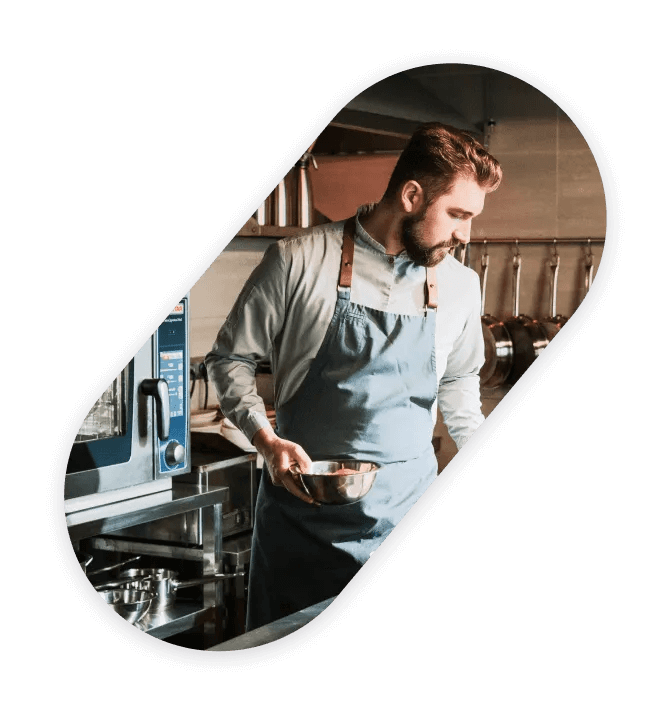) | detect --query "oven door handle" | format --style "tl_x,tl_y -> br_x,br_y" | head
141,378 -> 170,441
